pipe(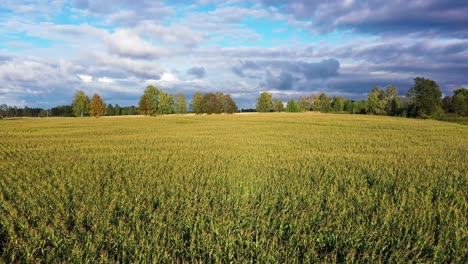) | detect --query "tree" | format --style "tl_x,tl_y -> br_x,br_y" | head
273,98 -> 284,112
51,105 -> 73,117
72,90 -> 89,117
453,94 -> 465,116
138,85 -> 160,116
191,92 -> 204,114
0,104 -> 8,118
298,96 -> 310,111
332,96 -> 345,112
453,88 -> 467,116
256,92 -> 273,112
367,86 -> 386,115
310,95 -> 321,111
223,94 -> 238,114
175,93 -> 187,114
286,99 -> 301,112
442,96 -> 453,113
123,106 -> 137,115
344,99 -> 354,113
158,91 -> 174,115
89,94 -> 106,117
138,94 -> 153,116
318,93 -> 331,113
384,85 -> 401,116
406,77 -> 442,118
202,92 -> 222,114
114,104 -> 121,115
38,109 -> 48,118
23,105 -> 31,117
353,100 -> 368,114
106,104 -> 115,116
